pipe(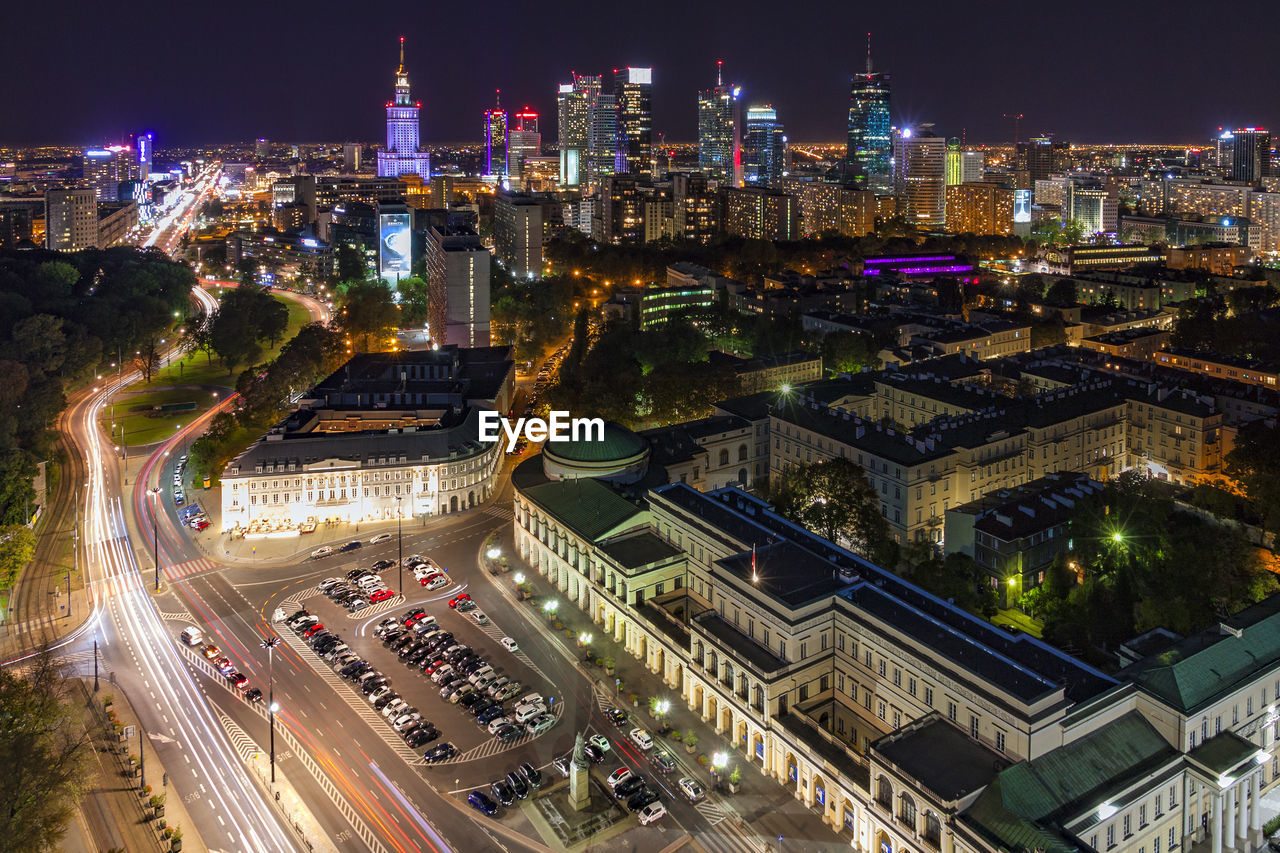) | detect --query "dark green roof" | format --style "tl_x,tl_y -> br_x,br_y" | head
1188,731 -> 1260,776
543,421 -> 648,463
1125,607 -> 1280,713
963,712 -> 1179,853
599,532 -> 683,570
520,478 -> 643,542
